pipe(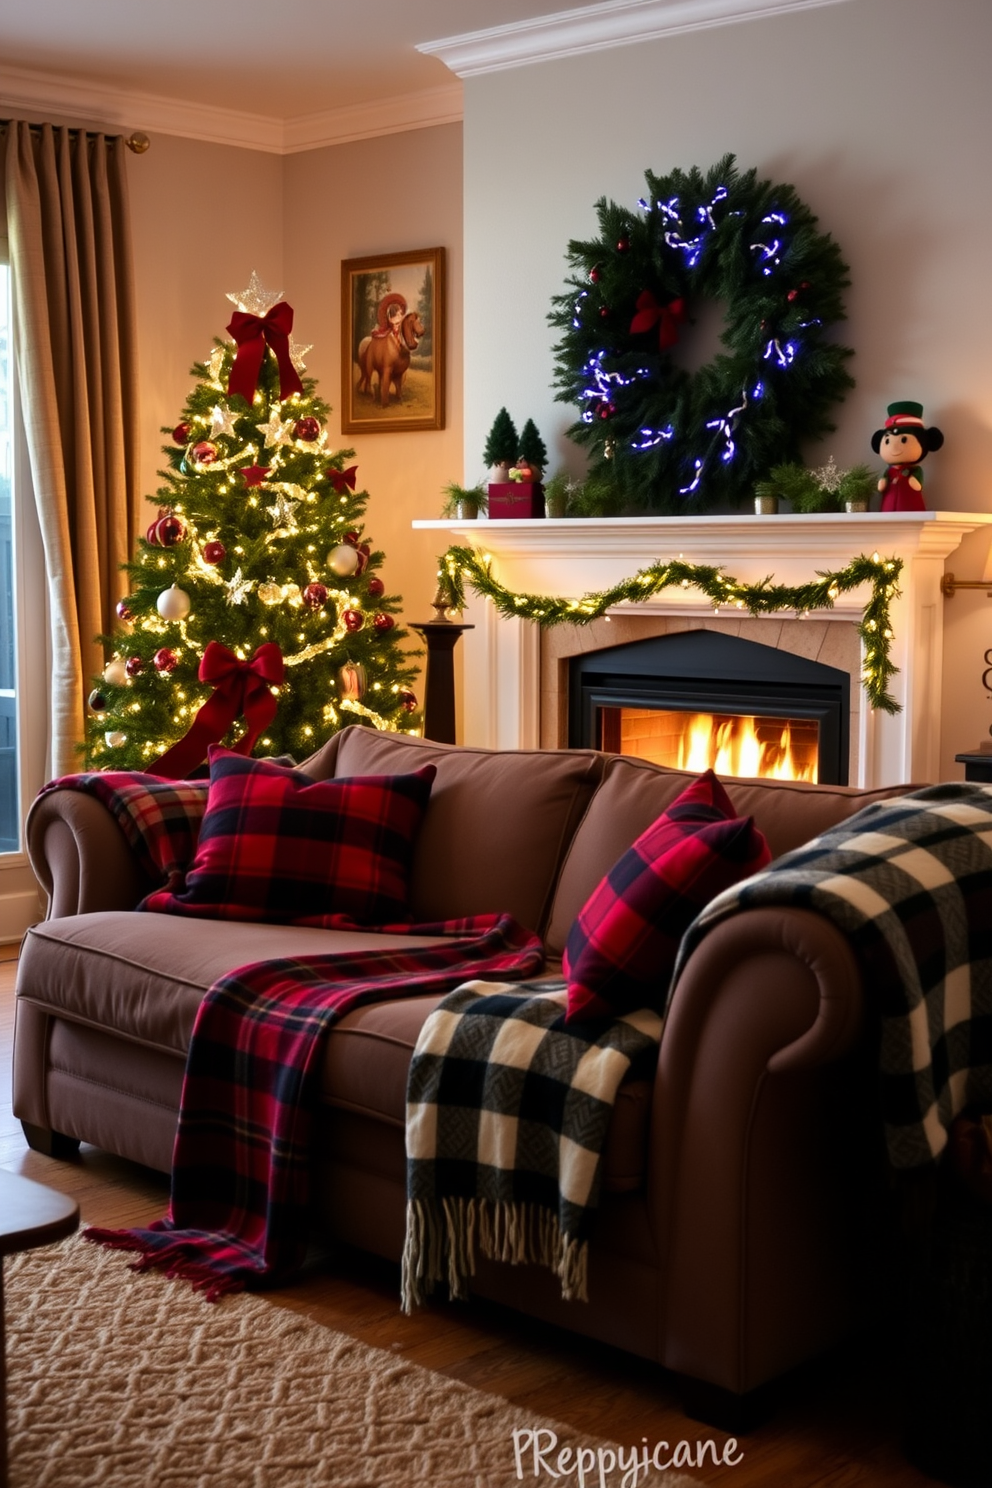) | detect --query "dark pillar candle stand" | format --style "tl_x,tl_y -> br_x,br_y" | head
409,620 -> 473,745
